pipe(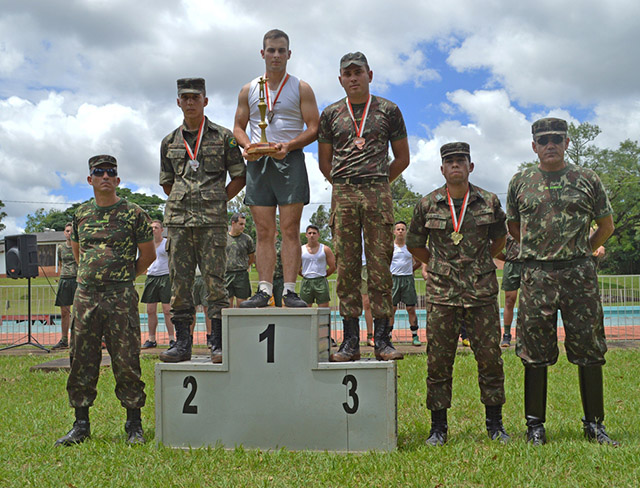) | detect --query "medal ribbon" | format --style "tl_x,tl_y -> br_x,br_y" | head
265,73 -> 290,113
182,116 -> 205,161
345,94 -> 372,138
446,187 -> 470,233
